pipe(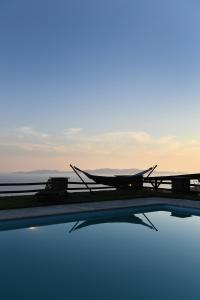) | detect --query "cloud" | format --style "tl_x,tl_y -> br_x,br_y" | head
63,128 -> 82,137
2,126 -> 200,171
16,126 -> 49,139
2,127 -> 200,155
86,131 -> 151,144
157,135 -> 177,144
